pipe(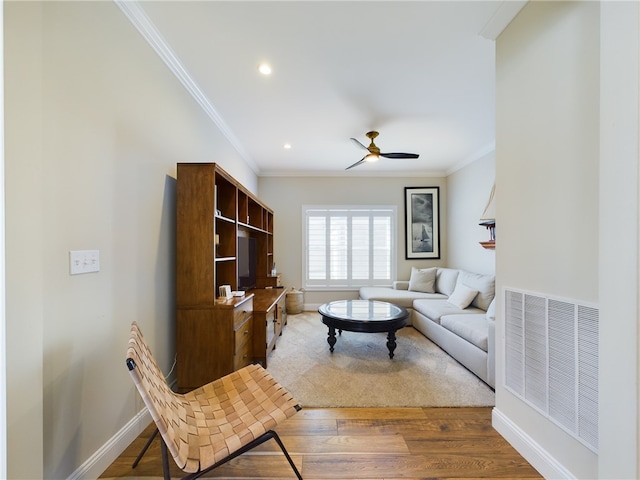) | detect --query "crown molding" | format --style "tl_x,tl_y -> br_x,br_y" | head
113,0 -> 259,173
446,142 -> 496,176
479,1 -> 528,40
258,168 -> 449,179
